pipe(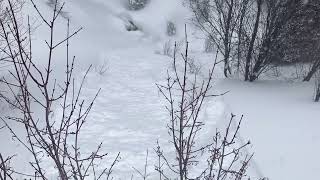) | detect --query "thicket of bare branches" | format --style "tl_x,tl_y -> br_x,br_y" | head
0,154 -> 14,179
190,0 -> 320,101
0,0 -> 23,64
242,0 -> 297,82
156,32 -> 255,180
190,0 -> 245,78
128,0 -> 149,11
189,0 -> 300,82
0,0 -> 120,179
